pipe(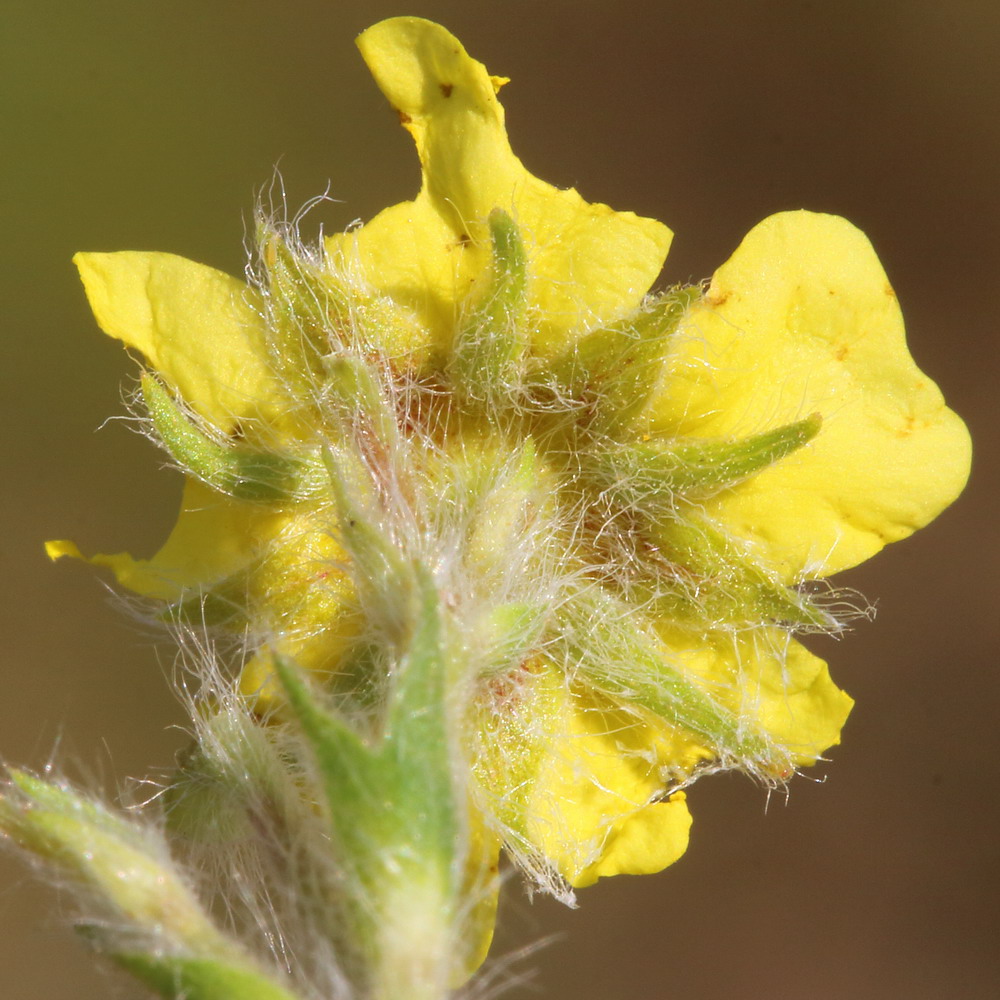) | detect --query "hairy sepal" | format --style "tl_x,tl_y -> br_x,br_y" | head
142,373 -> 314,503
